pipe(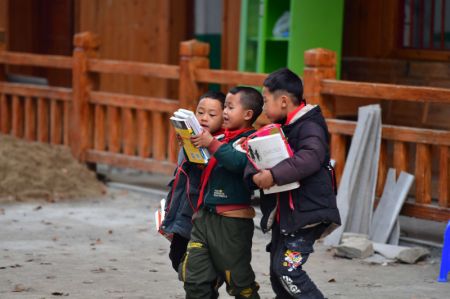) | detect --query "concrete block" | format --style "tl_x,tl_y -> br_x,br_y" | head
397,247 -> 429,264
362,254 -> 396,265
335,237 -> 374,259
373,243 -> 429,264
